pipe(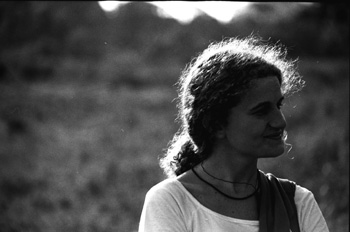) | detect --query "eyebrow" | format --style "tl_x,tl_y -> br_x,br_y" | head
249,97 -> 285,112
